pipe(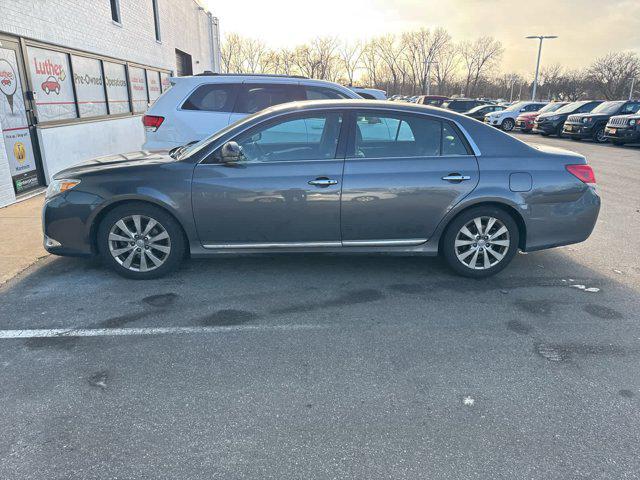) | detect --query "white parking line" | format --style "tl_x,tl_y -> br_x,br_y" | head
0,324 -> 328,339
